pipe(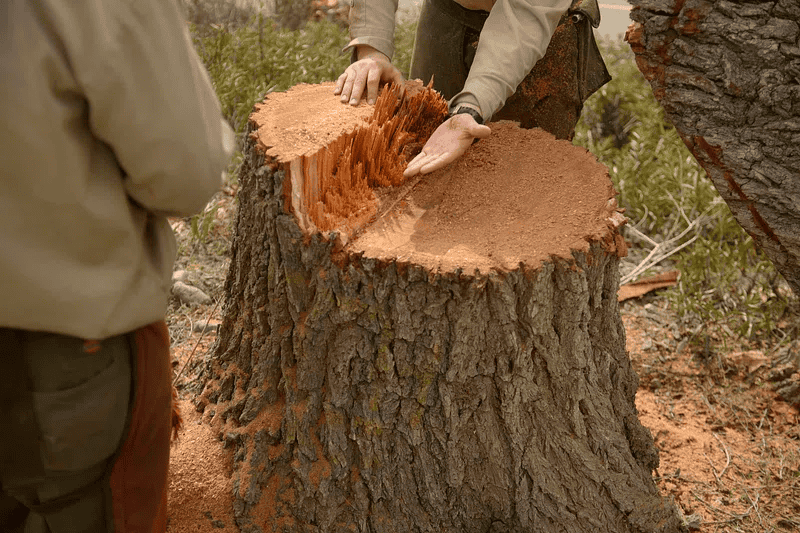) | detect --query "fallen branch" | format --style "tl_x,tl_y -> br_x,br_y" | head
621,206 -> 713,285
